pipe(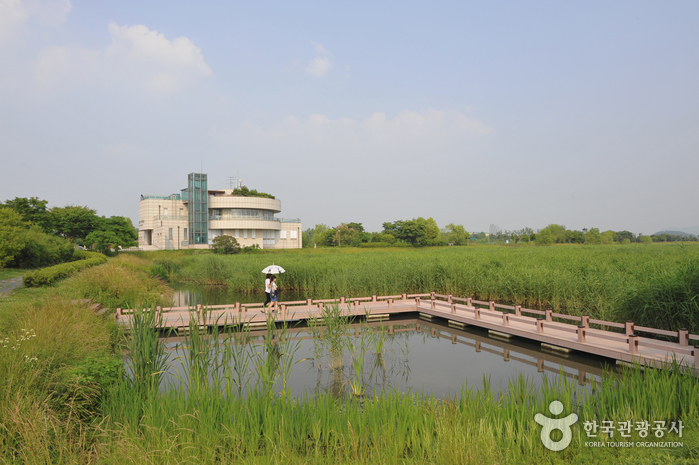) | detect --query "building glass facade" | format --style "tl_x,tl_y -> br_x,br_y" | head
185,173 -> 208,244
